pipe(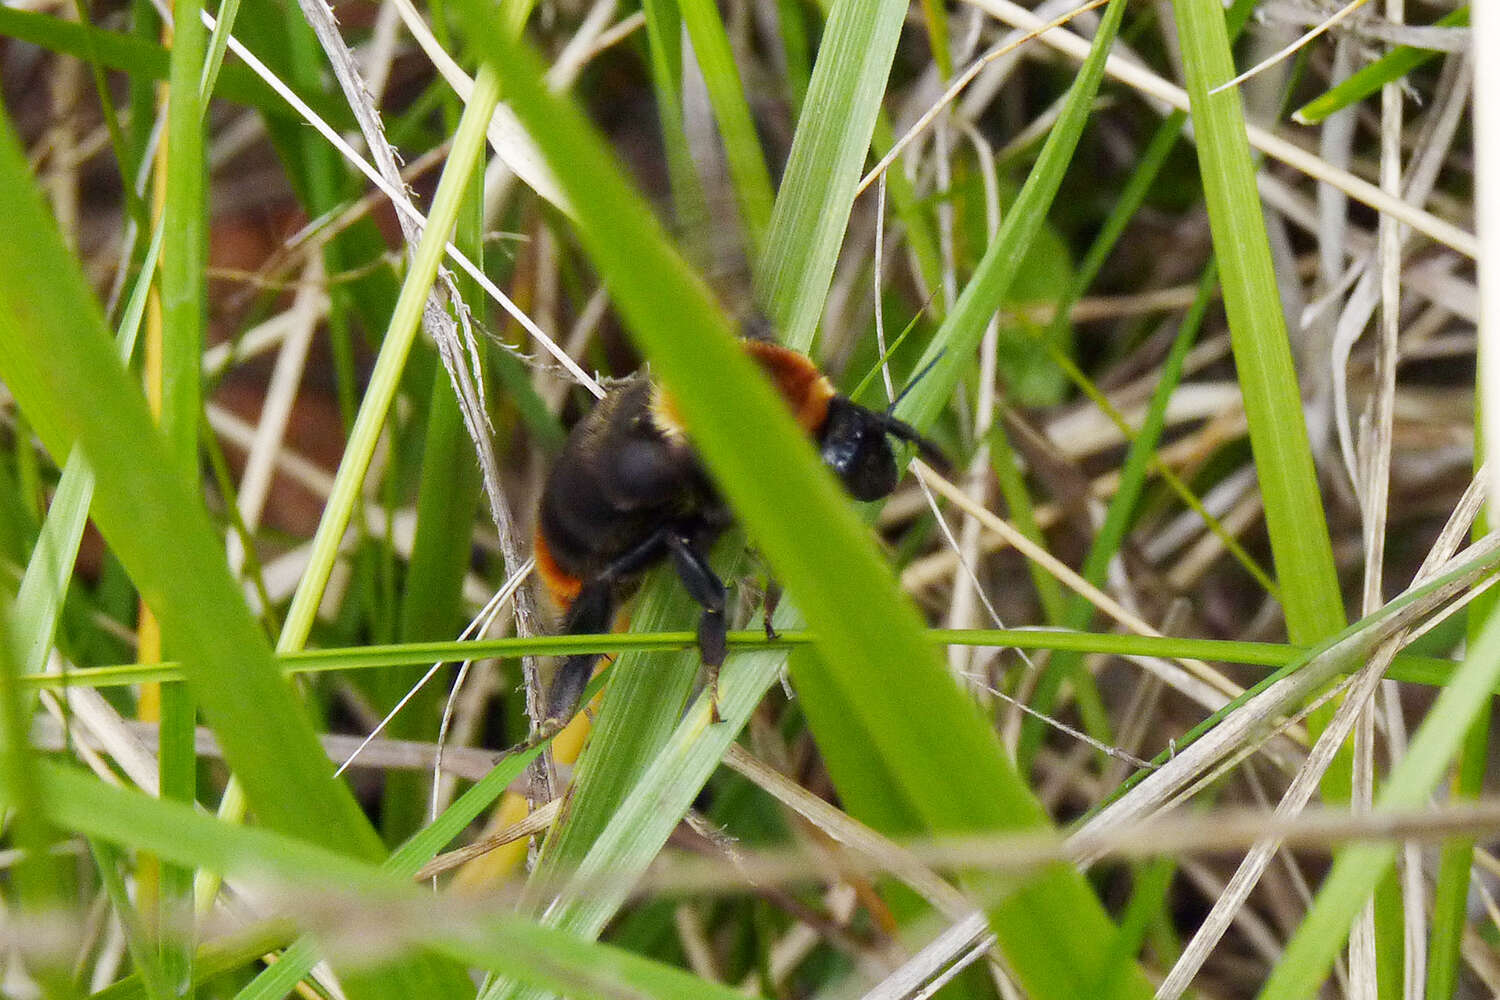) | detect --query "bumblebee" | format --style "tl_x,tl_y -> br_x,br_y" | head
534,337 -> 940,726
